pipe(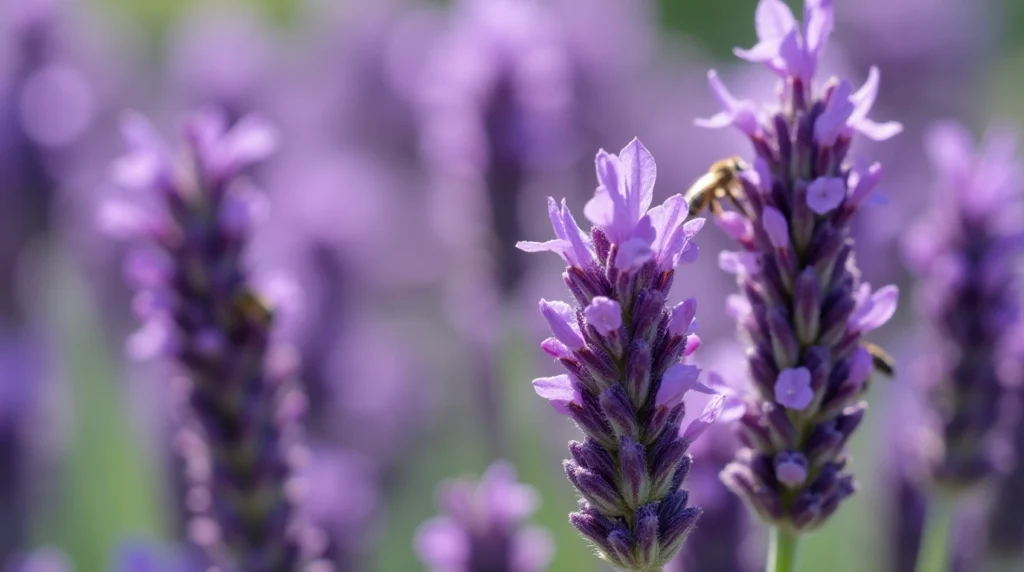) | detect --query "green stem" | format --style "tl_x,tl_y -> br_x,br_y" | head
766,527 -> 800,572
985,554 -> 1024,572
917,492 -> 957,572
